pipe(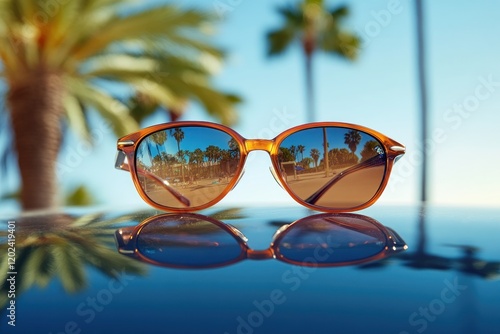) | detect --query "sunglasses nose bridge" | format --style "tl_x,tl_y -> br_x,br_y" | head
246,248 -> 274,260
243,139 -> 274,153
